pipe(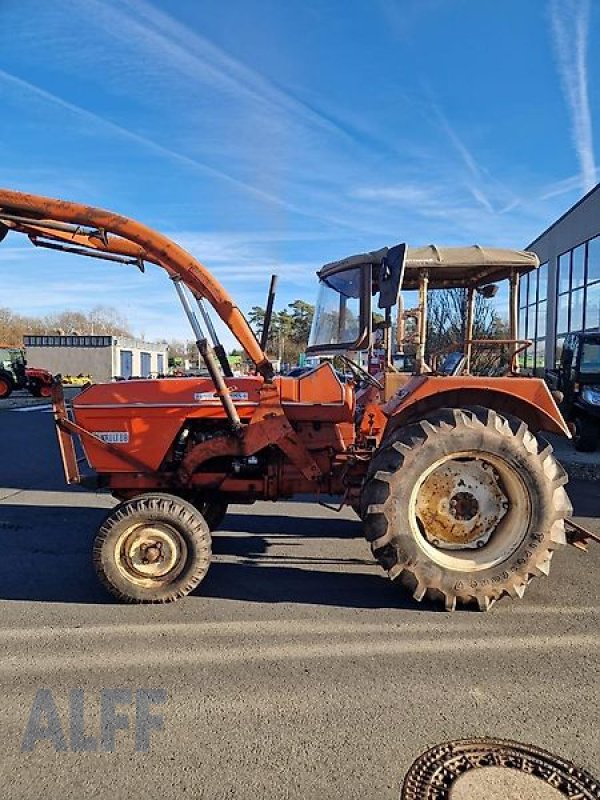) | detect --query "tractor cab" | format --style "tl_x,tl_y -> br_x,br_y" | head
307,243 -> 539,393
0,346 -> 27,398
